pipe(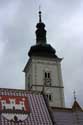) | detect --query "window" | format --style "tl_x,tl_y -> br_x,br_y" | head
3,106 -> 6,110
44,71 -> 51,86
22,107 -> 24,110
46,94 -> 52,102
3,102 -> 5,104
49,94 -> 52,101
13,106 -> 15,110
44,72 -> 50,79
12,101 -> 14,104
48,73 -> 50,78
45,72 -> 47,78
